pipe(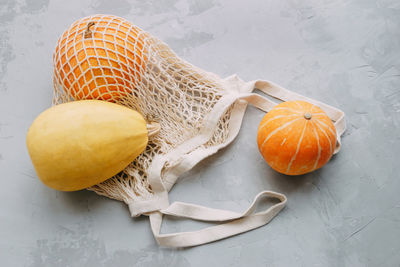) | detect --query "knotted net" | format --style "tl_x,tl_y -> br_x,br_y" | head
53,14 -> 235,206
